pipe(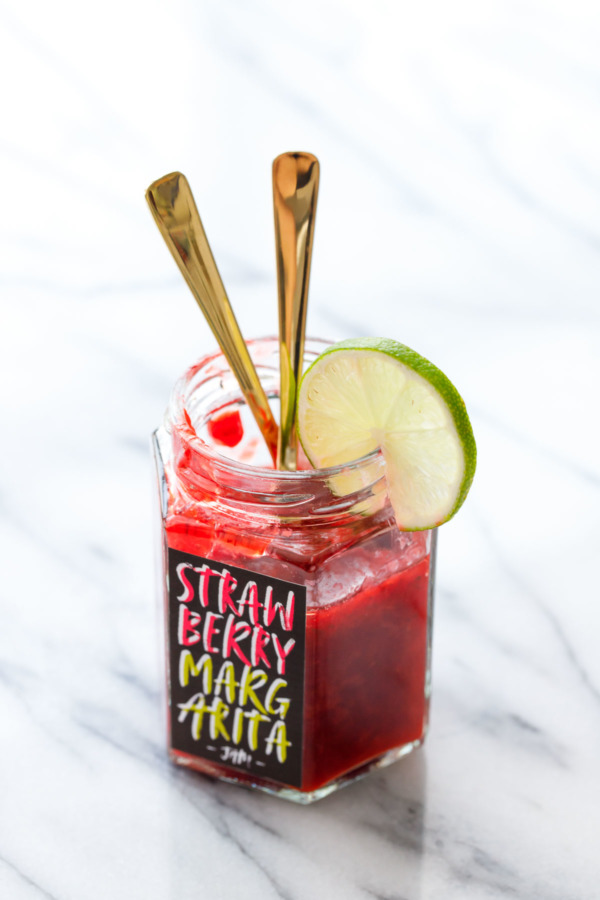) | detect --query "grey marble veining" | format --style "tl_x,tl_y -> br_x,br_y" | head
1,0 -> 600,897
